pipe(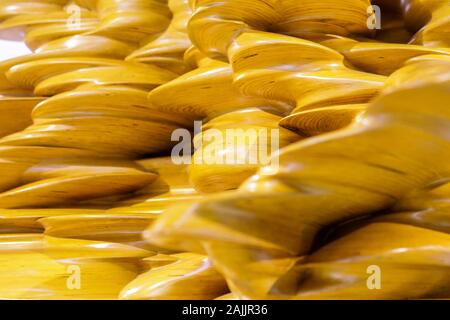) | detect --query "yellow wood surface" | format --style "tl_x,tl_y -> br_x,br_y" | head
0,0 -> 448,299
